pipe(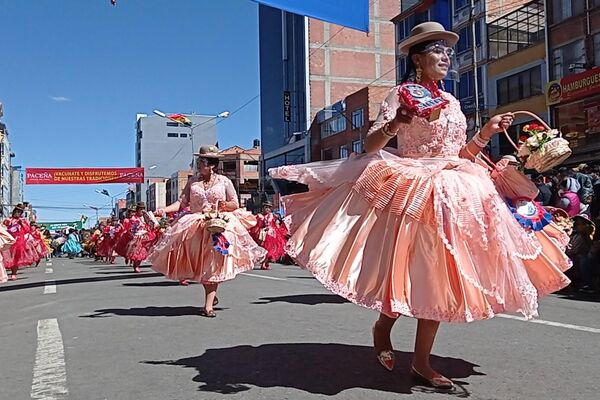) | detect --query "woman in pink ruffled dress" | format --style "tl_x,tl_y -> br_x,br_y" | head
150,145 -> 266,317
270,22 -> 571,389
